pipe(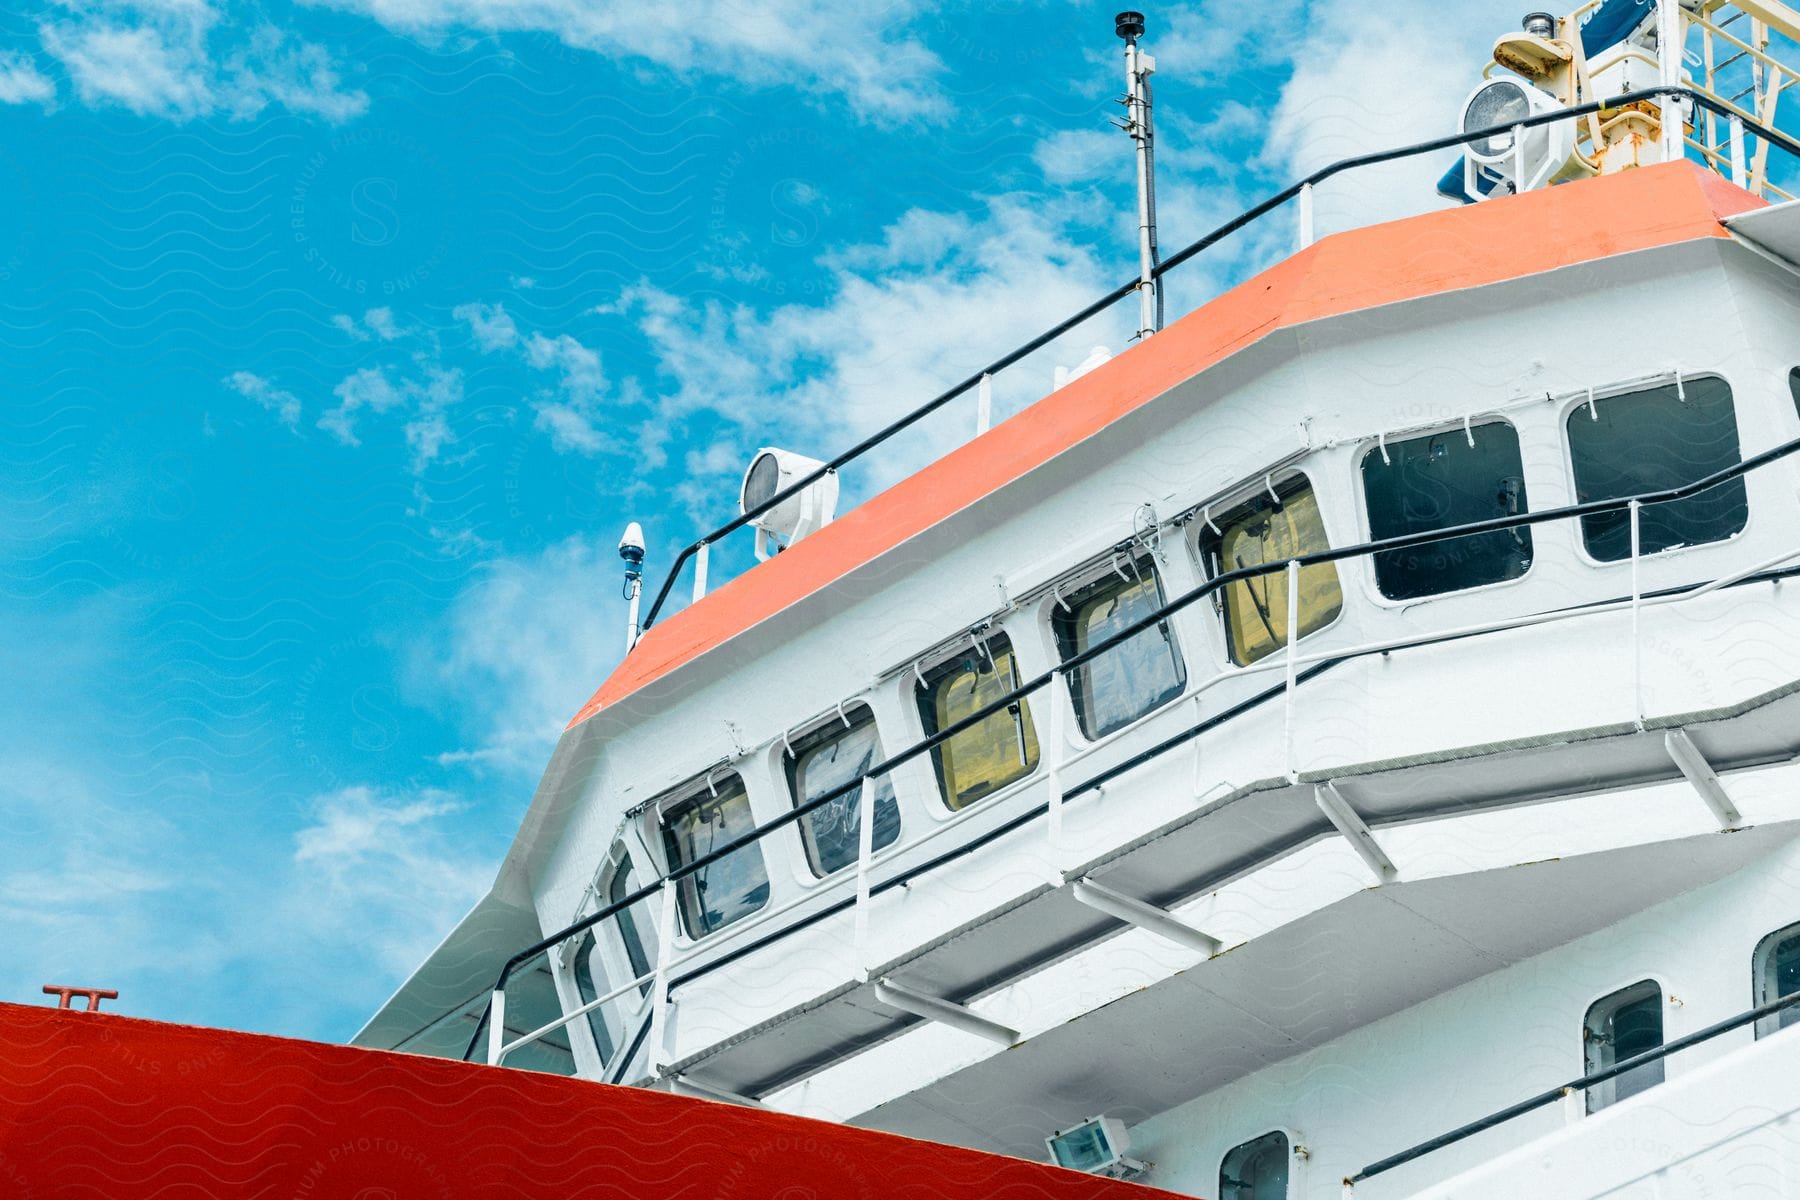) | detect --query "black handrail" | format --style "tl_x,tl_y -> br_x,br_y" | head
464,431 -> 1800,1063
1349,989 -> 1800,1185
636,83 -> 1800,634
